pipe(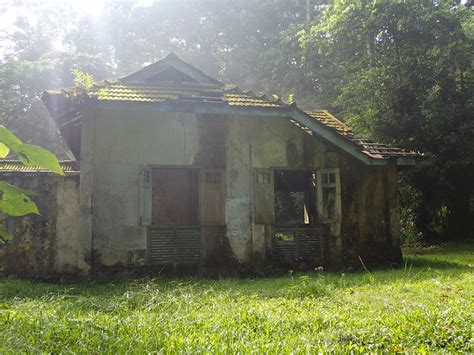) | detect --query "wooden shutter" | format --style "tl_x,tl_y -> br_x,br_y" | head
272,226 -> 323,265
254,169 -> 274,224
148,226 -> 201,265
201,169 -> 225,225
139,166 -> 151,226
